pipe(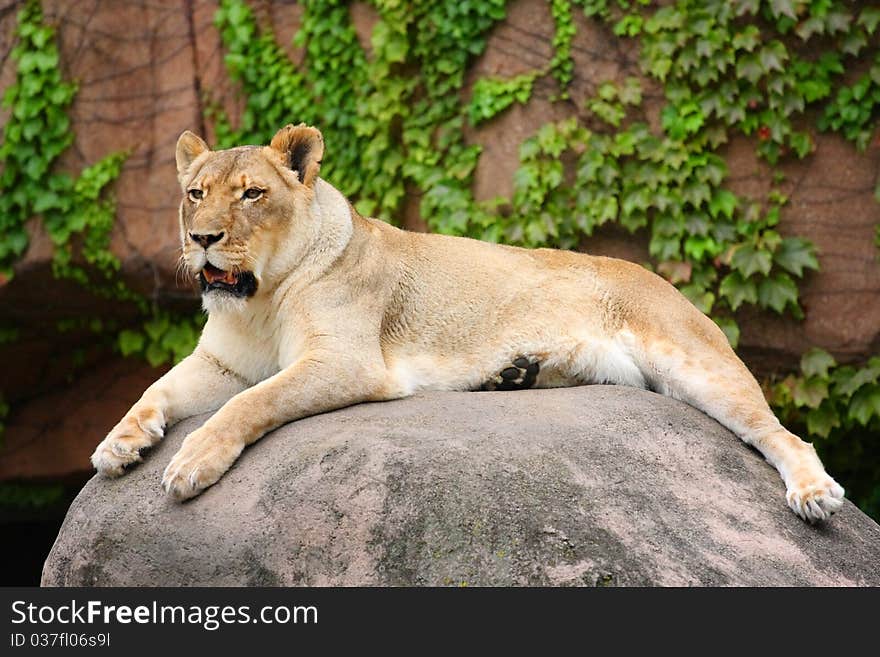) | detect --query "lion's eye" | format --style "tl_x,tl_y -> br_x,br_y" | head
188,189 -> 203,201
243,187 -> 263,200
